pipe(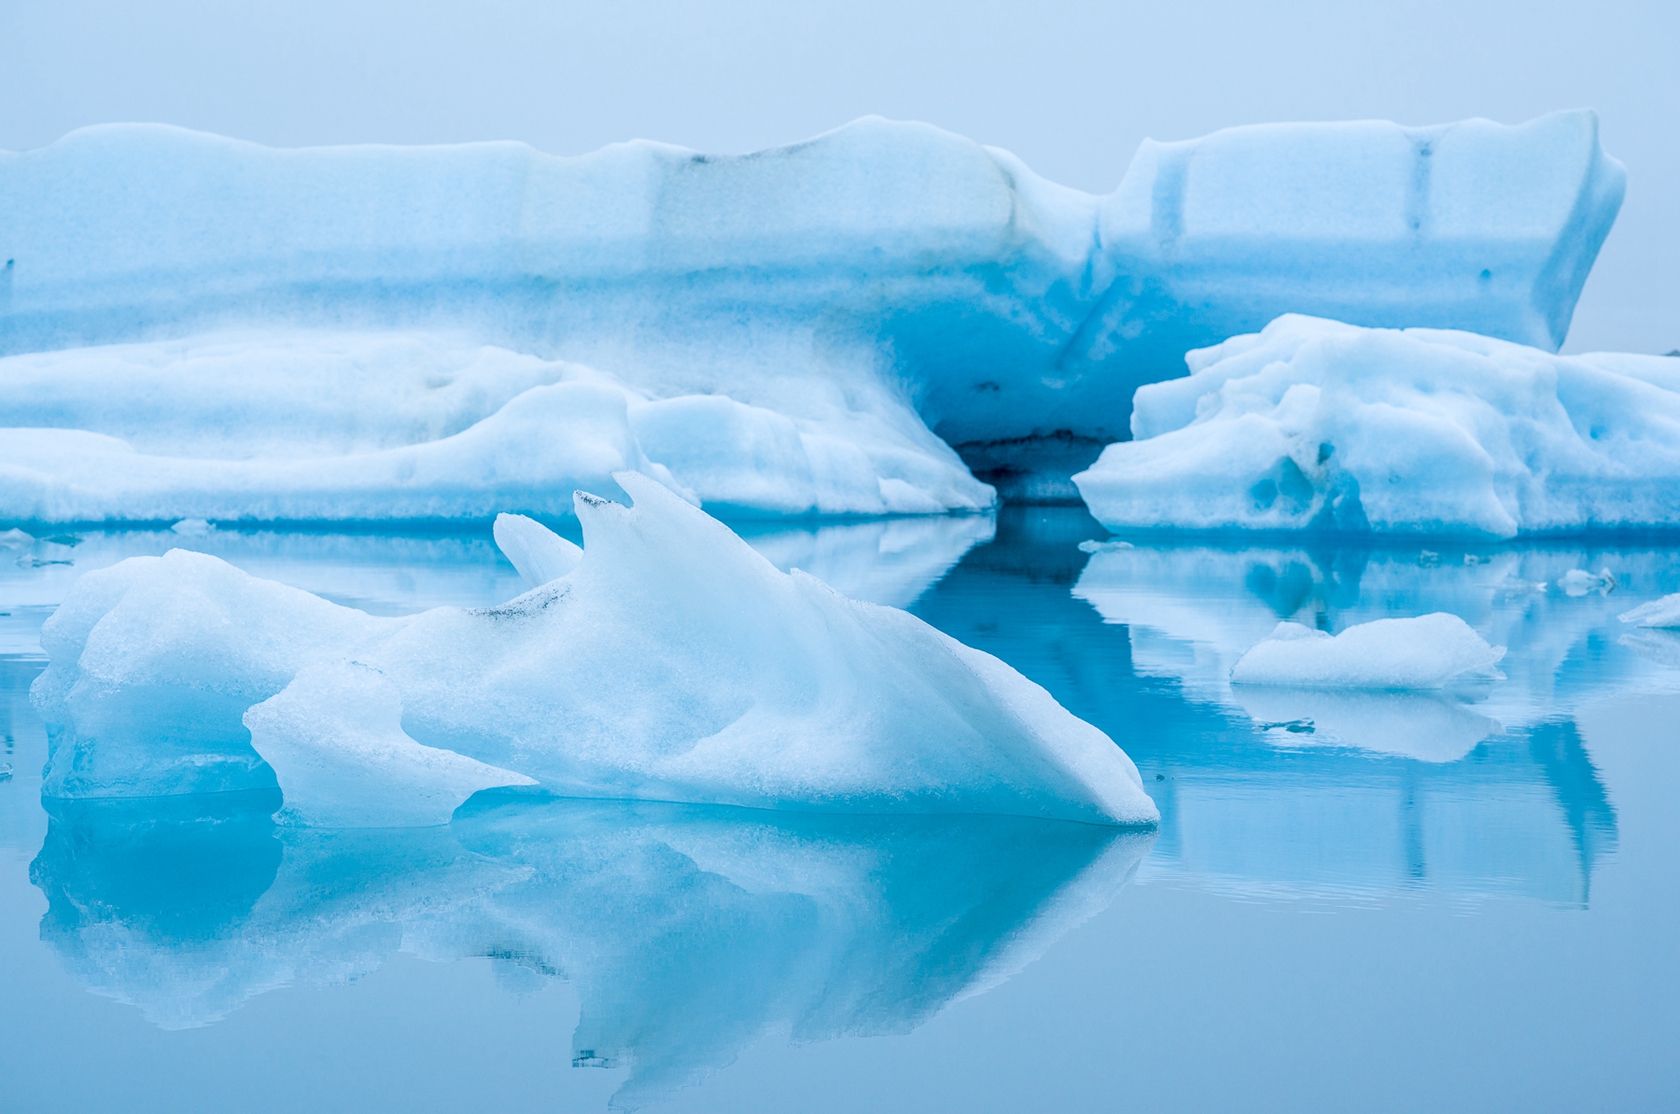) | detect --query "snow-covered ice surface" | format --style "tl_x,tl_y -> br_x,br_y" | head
1075,315 -> 1680,537
29,475 -> 1155,825
0,110 -> 1623,514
